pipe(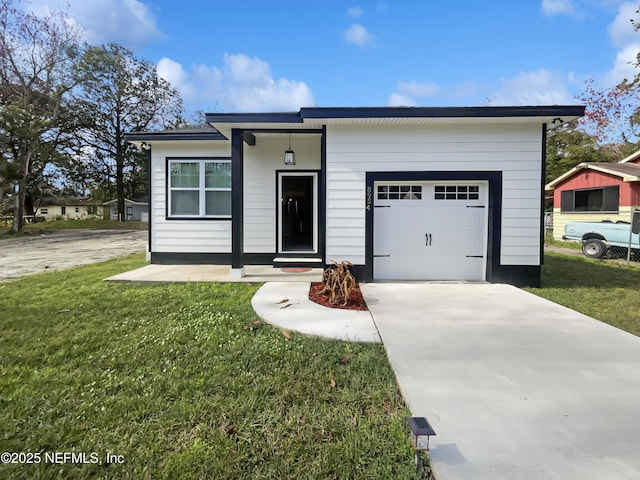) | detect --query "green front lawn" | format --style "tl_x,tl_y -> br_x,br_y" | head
527,252 -> 640,336
0,256 -> 416,479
